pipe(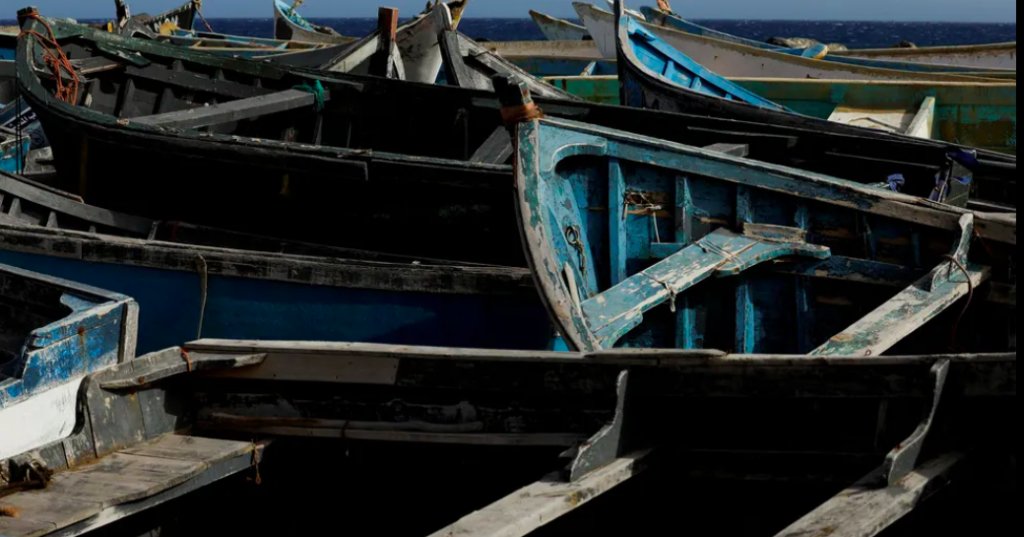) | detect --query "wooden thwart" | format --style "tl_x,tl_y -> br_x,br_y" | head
581,227 -> 830,349
132,88 -> 331,130
428,450 -> 653,537
0,435 -> 259,537
775,453 -> 964,537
